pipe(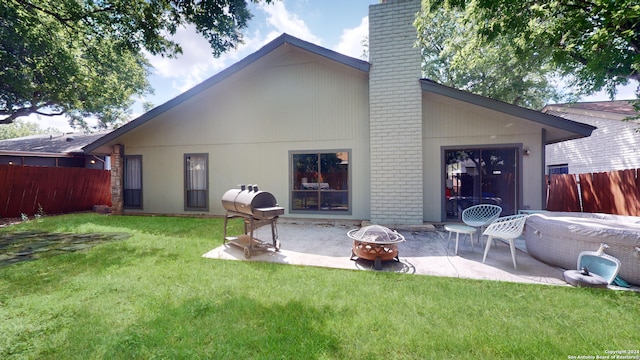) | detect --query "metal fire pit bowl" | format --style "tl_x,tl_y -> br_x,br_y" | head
348,225 -> 405,270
